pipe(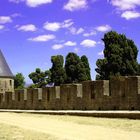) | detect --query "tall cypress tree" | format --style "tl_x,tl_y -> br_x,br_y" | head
81,55 -> 91,80
65,52 -> 80,83
95,31 -> 138,80
50,55 -> 66,86
138,64 -> 140,75
65,52 -> 91,83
